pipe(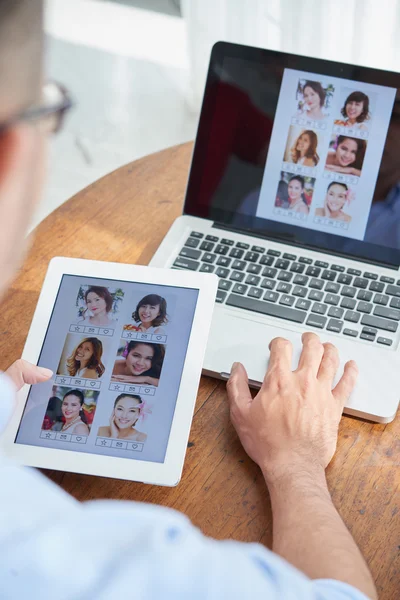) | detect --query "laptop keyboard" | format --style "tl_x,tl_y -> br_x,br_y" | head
173,231 -> 399,347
